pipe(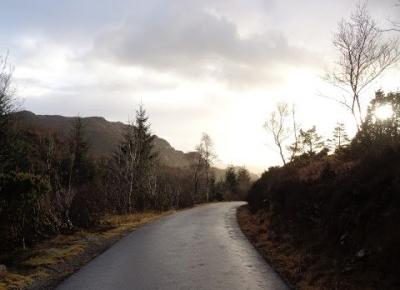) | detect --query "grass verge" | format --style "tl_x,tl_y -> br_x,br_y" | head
237,205 -> 367,290
0,210 -> 175,290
